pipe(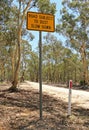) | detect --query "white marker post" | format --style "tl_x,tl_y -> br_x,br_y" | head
68,80 -> 72,116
